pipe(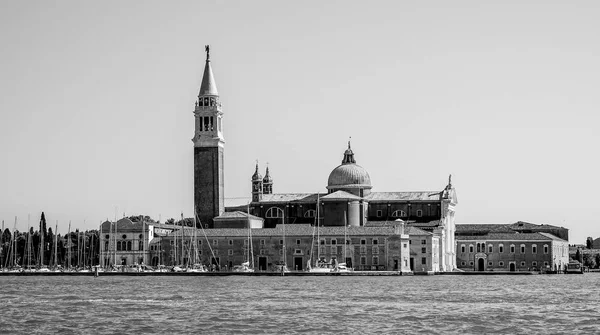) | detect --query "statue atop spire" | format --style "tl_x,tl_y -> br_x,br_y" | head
205,45 -> 210,61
